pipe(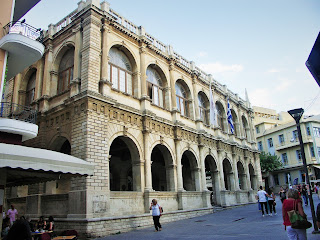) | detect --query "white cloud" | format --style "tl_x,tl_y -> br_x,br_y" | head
197,51 -> 208,57
267,68 -> 281,73
275,78 -> 292,92
198,62 -> 243,74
